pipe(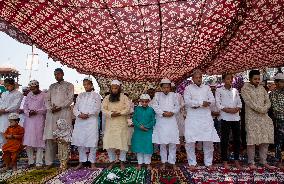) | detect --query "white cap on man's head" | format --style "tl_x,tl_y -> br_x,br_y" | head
83,77 -> 92,82
28,80 -> 39,87
8,113 -> 20,120
160,78 -> 171,84
111,80 -> 121,86
274,73 -> 284,80
140,94 -> 151,100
